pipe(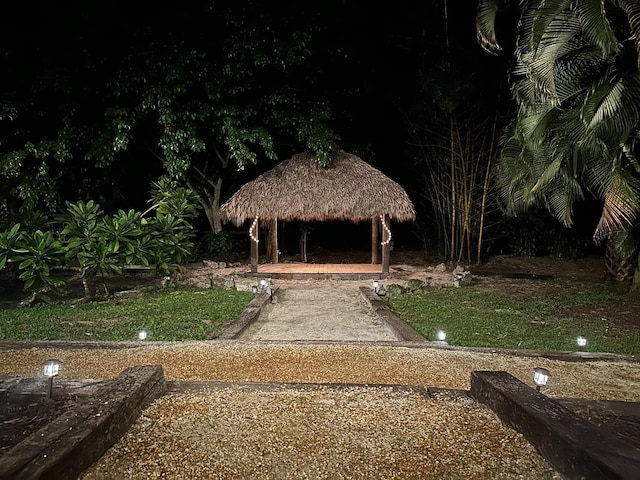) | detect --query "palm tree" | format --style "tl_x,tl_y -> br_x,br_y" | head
476,0 -> 640,287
